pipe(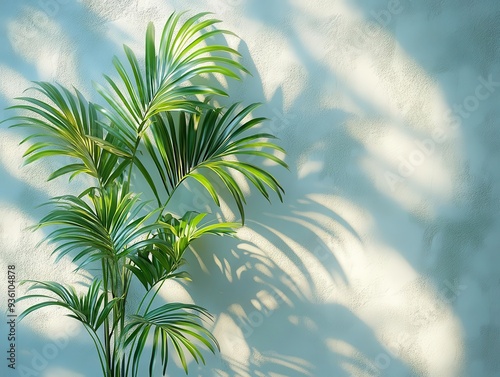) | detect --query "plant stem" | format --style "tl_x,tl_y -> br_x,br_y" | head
143,279 -> 168,315
102,260 -> 113,376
